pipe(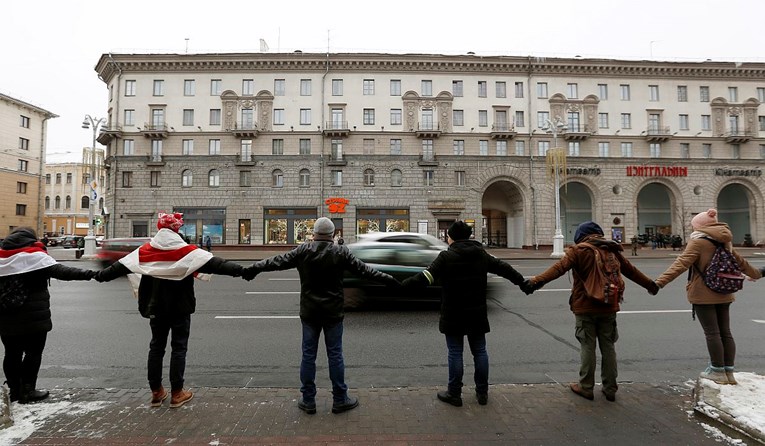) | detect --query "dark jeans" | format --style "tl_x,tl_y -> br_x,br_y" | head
1,332 -> 47,392
444,333 -> 489,396
148,314 -> 191,391
300,318 -> 347,404
693,303 -> 735,368
574,313 -> 618,394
